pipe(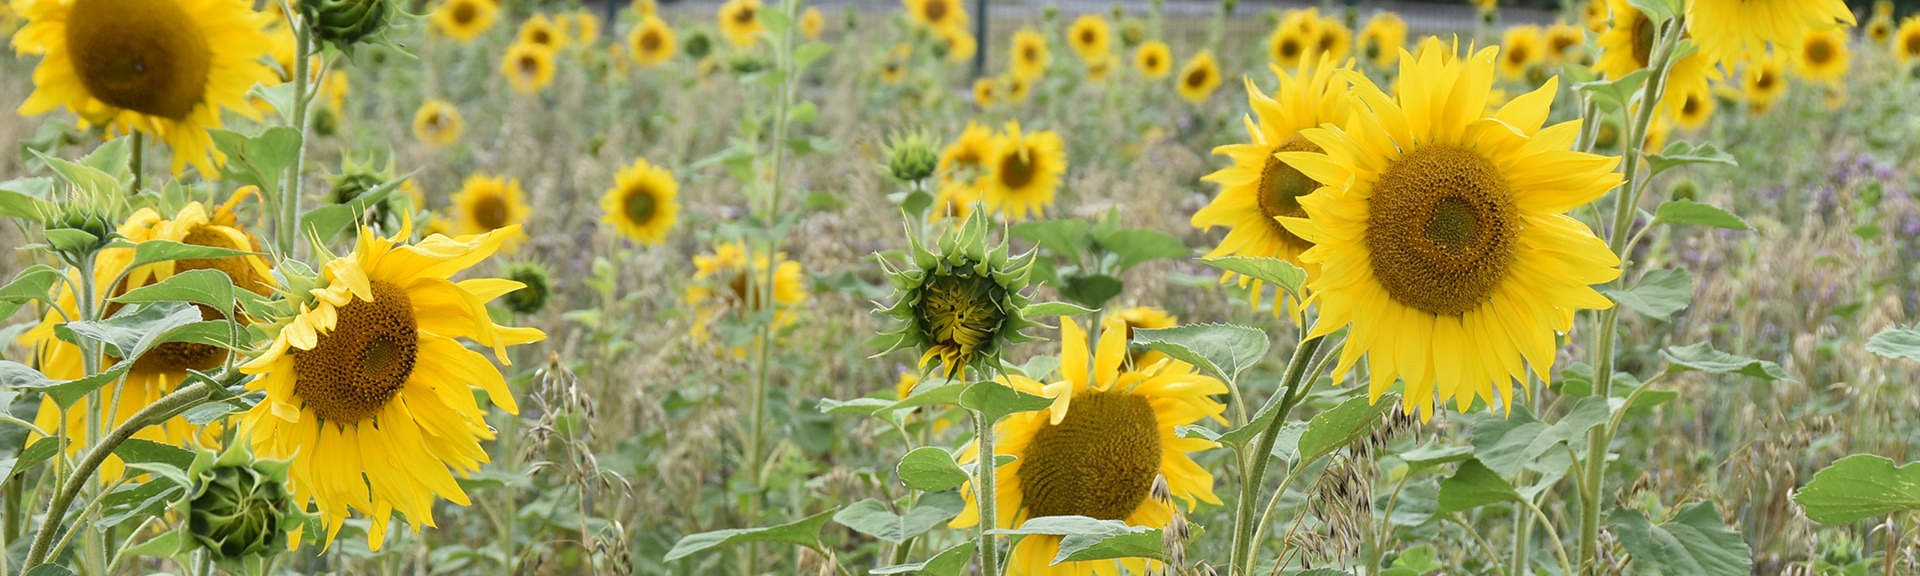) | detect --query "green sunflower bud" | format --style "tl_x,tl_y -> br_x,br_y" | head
876,211 -> 1044,378
42,190 -> 121,256
309,104 -> 339,137
1668,178 -> 1698,202
844,7 -> 859,31
185,445 -> 297,563
501,261 -> 553,315
728,53 -> 769,75
1221,0 -> 1237,17
299,0 -> 394,53
884,128 -> 941,184
320,153 -> 405,229
1119,18 -> 1145,48
684,29 -> 715,59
